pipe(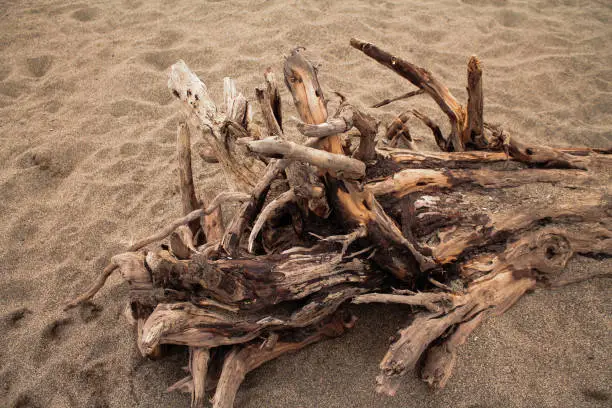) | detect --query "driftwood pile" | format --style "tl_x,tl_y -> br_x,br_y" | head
65,39 -> 611,407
